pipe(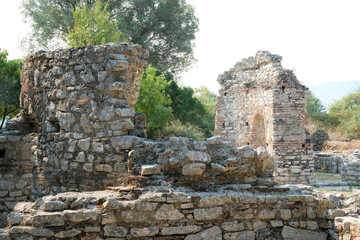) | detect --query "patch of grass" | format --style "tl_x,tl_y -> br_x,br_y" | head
314,173 -> 342,181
